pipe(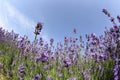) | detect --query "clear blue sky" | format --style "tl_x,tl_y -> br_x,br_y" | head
0,0 -> 120,44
